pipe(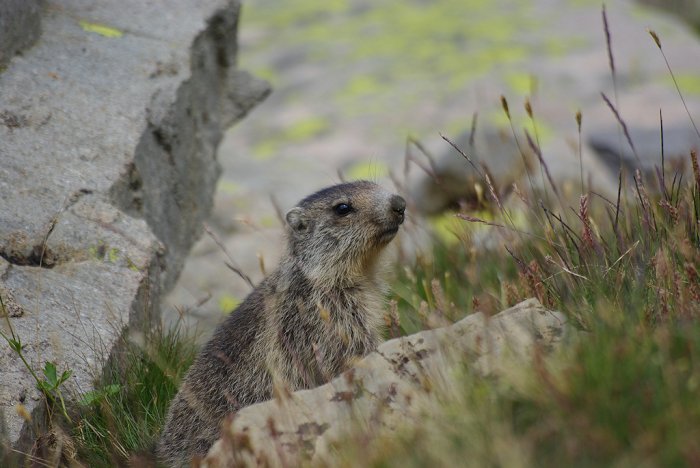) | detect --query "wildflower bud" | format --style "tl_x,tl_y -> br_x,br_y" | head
691,149 -> 700,188
648,29 -> 661,49
500,95 -> 510,119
